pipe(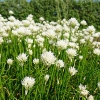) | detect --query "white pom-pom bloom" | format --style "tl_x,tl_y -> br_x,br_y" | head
97,82 -> 100,89
44,74 -> 50,82
80,20 -> 87,26
87,95 -> 94,100
87,25 -> 95,34
28,44 -> 32,49
80,89 -> 89,97
22,20 -> 30,27
66,48 -> 77,58
16,53 -> 28,66
26,14 -> 33,21
28,49 -> 33,55
92,32 -> 100,38
93,48 -> 100,56
68,42 -> 79,49
7,58 -> 13,66
80,39 -> 86,44
63,33 -> 69,38
79,84 -> 89,97
55,25 -> 62,32
9,10 -> 14,14
25,38 -> 33,44
35,35 -> 44,44
56,40 -> 67,50
39,17 -> 44,21
8,16 -> 15,22
79,84 -> 86,91
41,51 -> 56,66
68,66 -> 78,76
21,76 -> 35,95
68,18 -> 79,27
79,55 -> 83,60
55,60 -> 64,68
92,42 -> 100,48
33,58 -> 39,64
45,29 -> 56,39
